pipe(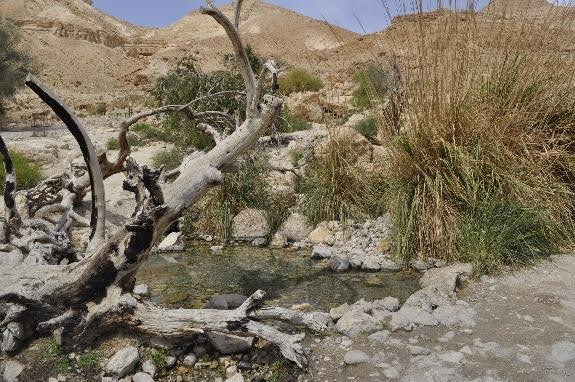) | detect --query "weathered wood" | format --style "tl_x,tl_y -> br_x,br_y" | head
0,0 -> 321,370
